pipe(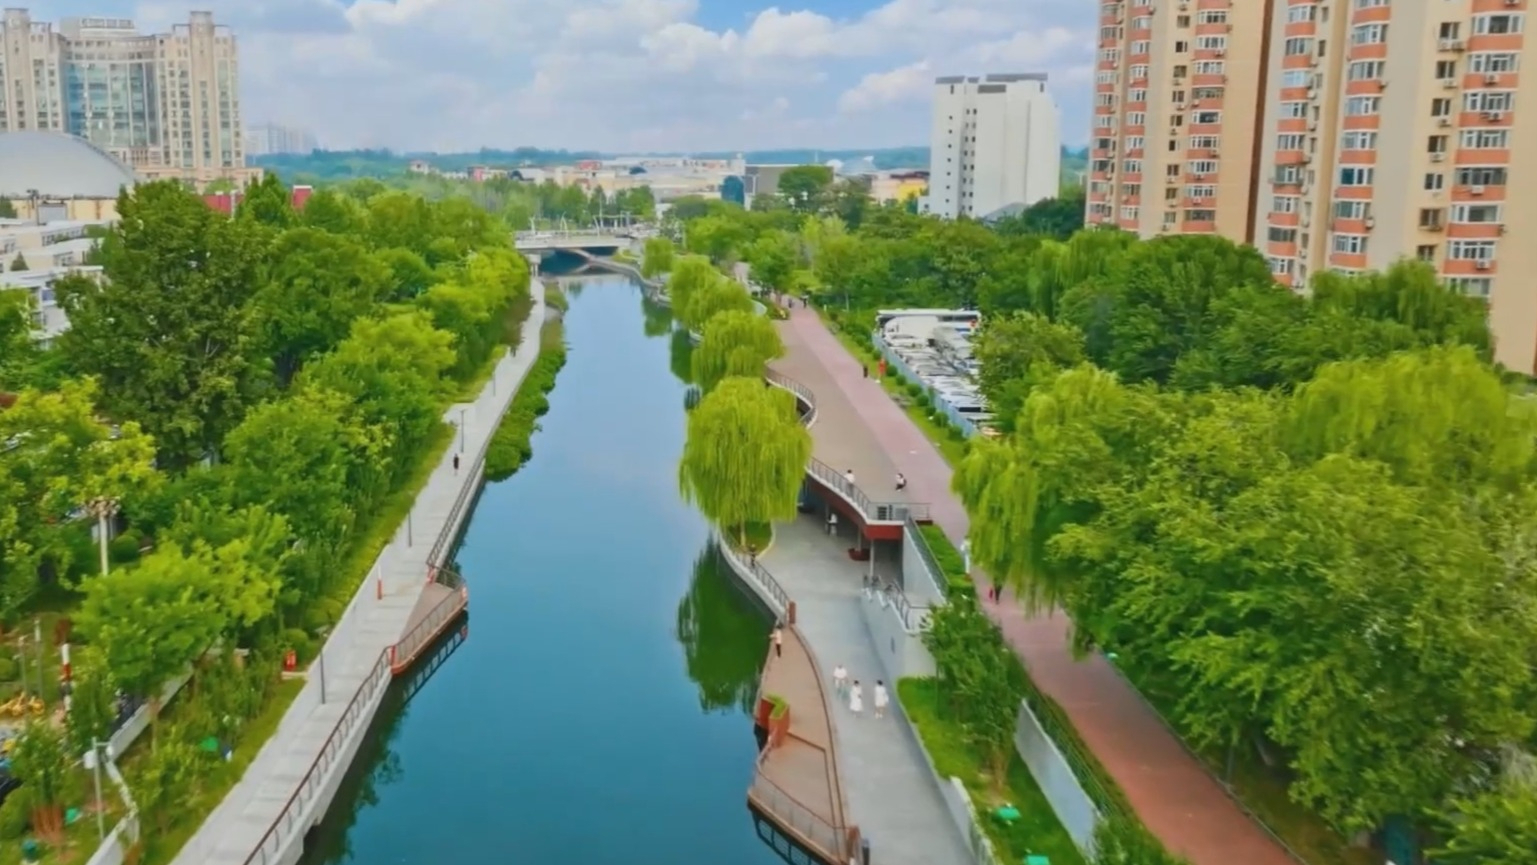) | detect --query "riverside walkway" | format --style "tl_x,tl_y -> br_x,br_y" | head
776,304 -> 1298,865
170,282 -> 547,865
